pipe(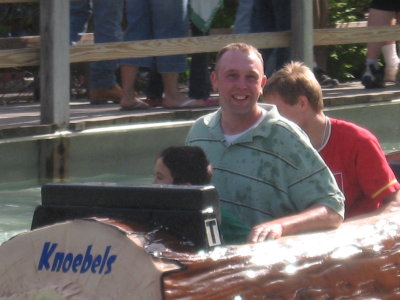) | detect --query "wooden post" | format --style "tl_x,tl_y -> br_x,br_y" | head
290,0 -> 313,68
39,0 -> 70,128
